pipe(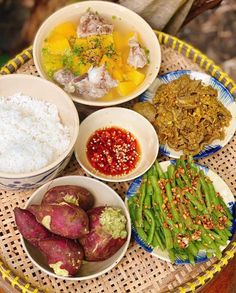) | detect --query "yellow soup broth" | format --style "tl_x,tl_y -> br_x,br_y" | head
41,16 -> 149,101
